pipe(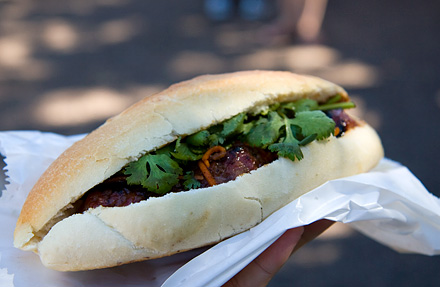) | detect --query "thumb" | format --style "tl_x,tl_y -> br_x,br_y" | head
224,227 -> 305,287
